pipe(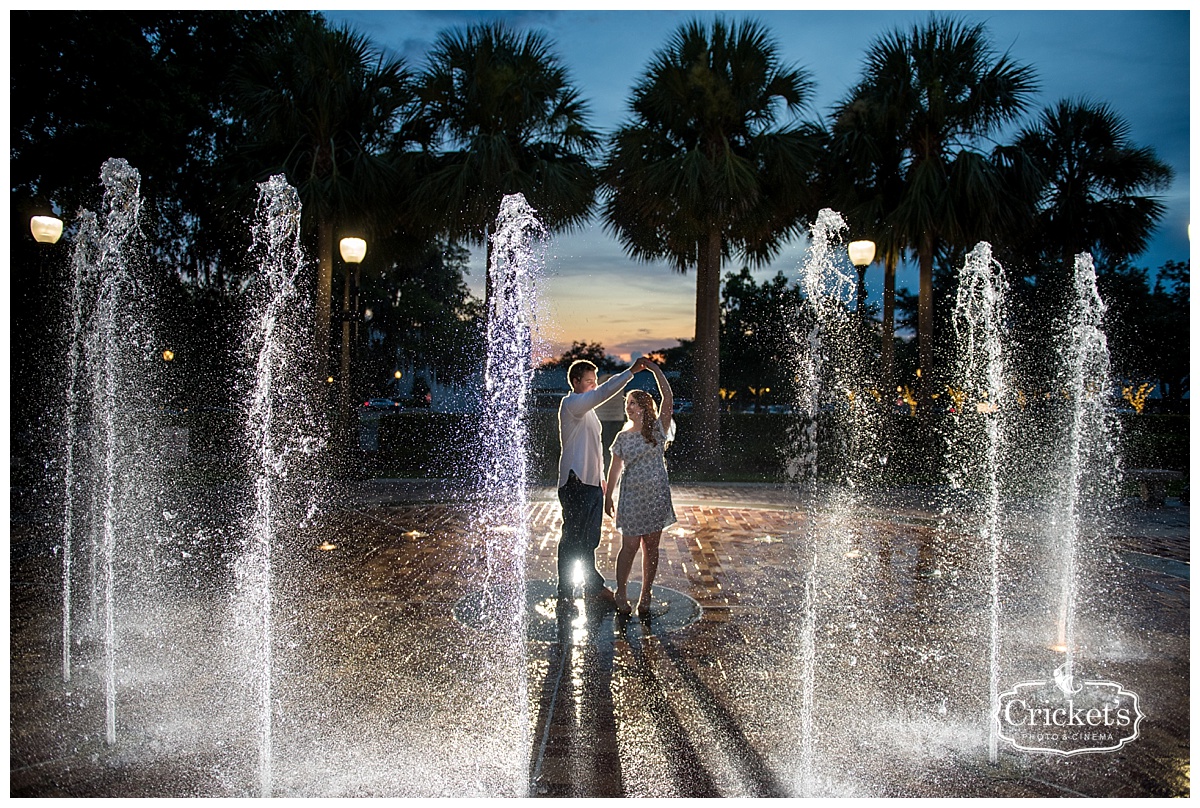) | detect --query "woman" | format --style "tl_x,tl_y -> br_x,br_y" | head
604,359 -> 676,617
